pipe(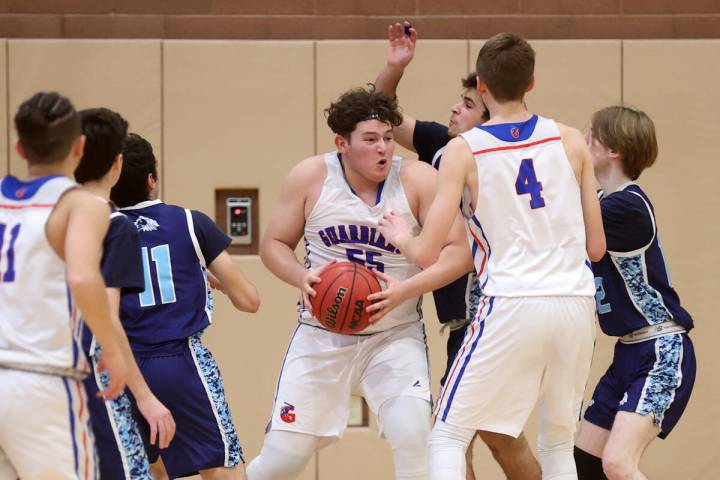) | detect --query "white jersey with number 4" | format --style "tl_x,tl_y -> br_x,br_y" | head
0,174 -> 88,377
460,115 -> 594,297
300,152 -> 423,334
